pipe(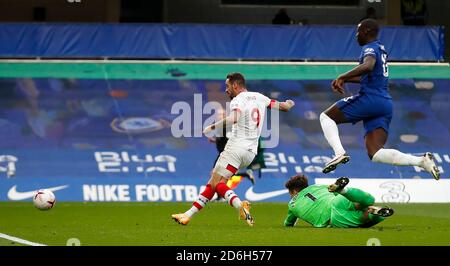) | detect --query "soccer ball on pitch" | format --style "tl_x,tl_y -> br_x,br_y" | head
33,189 -> 56,210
